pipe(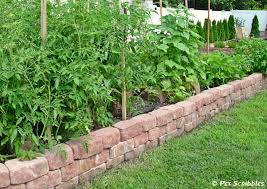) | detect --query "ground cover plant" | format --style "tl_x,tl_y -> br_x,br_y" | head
85,90 -> 267,189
